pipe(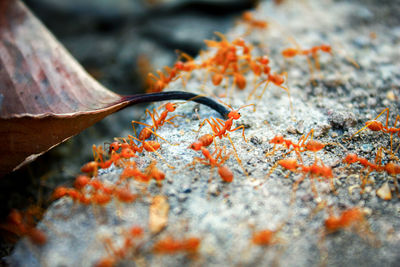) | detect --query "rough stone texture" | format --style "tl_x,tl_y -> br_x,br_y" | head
8,0 -> 400,266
